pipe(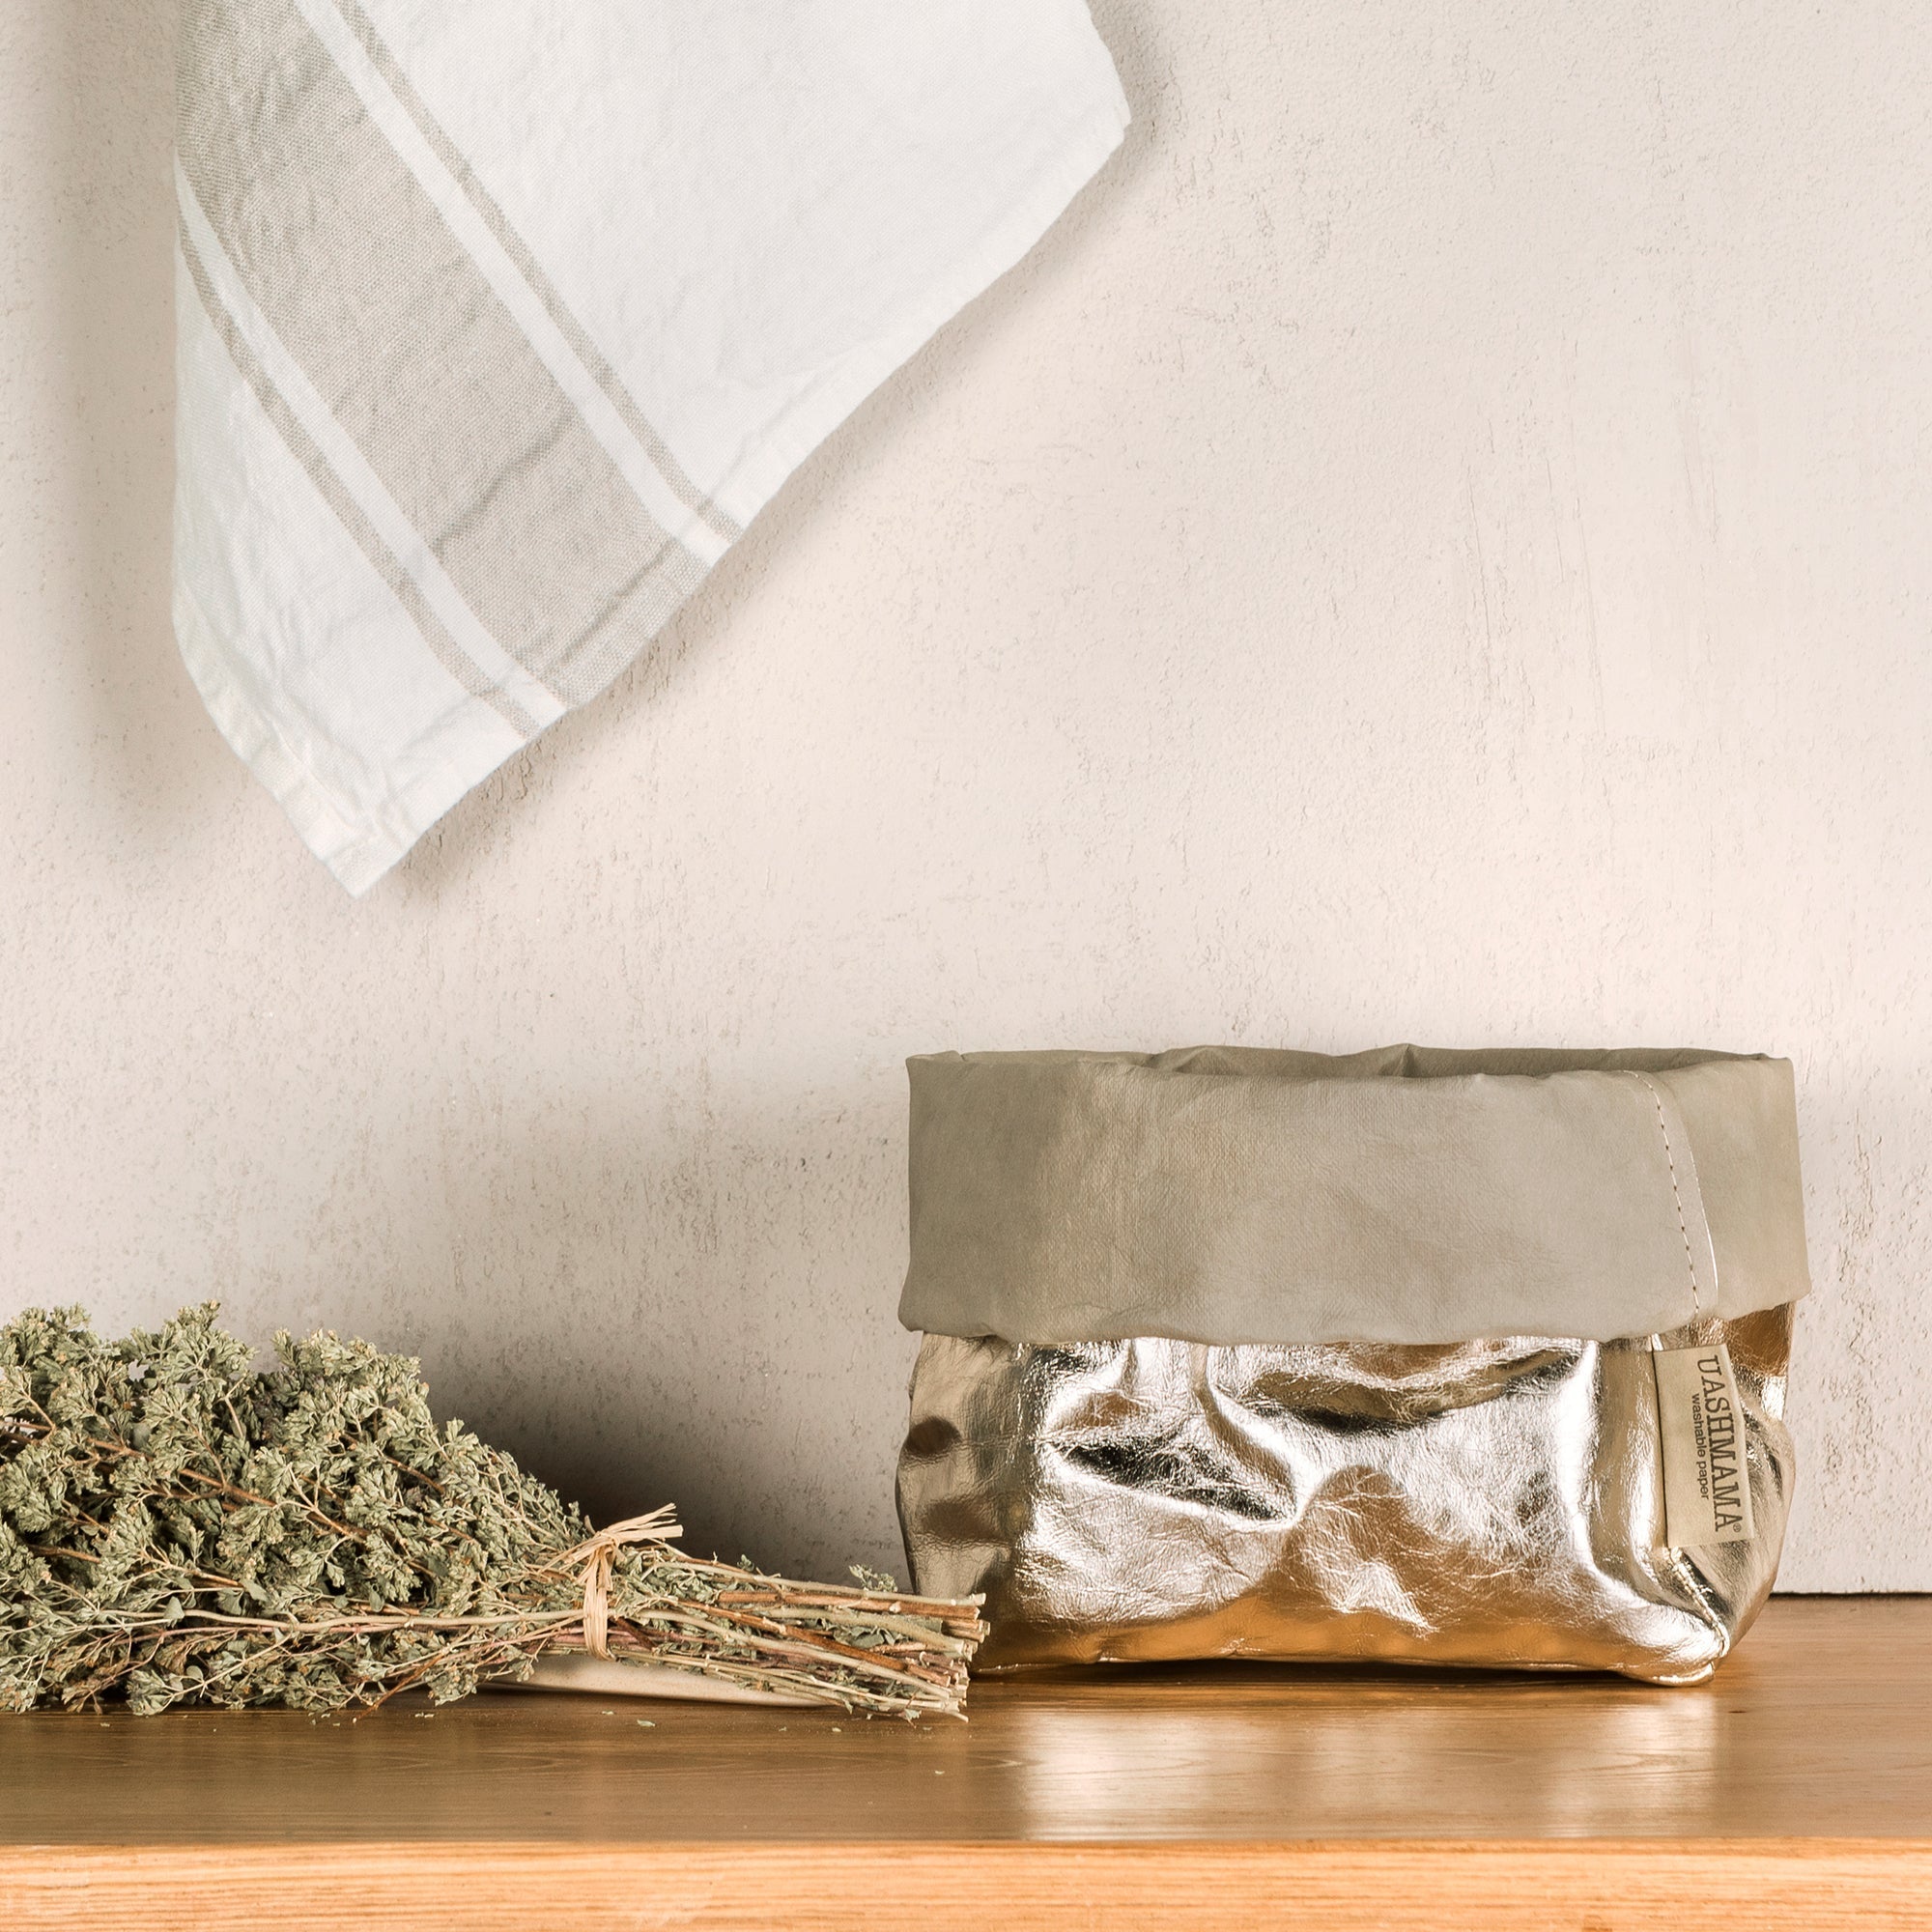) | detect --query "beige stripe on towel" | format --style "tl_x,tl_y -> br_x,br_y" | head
176,0 -> 710,708
176,211 -> 543,739
327,0 -> 743,553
